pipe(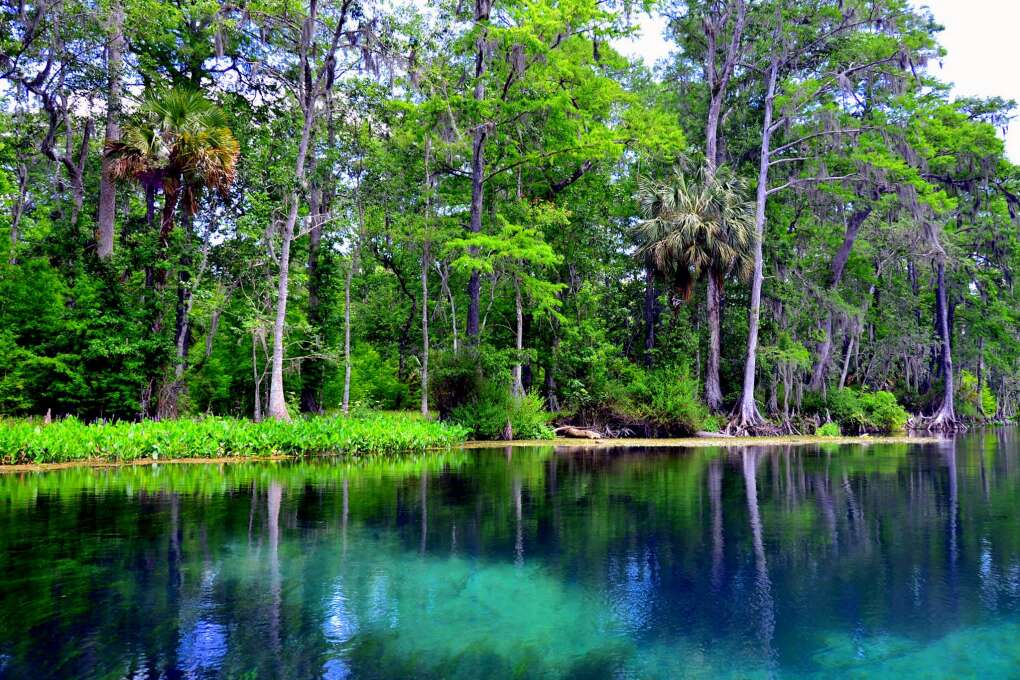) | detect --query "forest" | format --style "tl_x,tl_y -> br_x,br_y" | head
2,0 -> 1018,440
